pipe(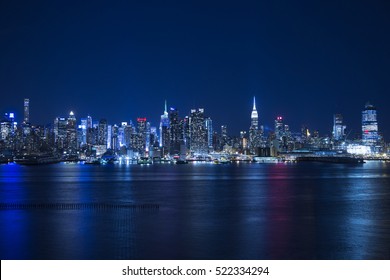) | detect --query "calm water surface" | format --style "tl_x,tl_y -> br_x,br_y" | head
0,161 -> 389,259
